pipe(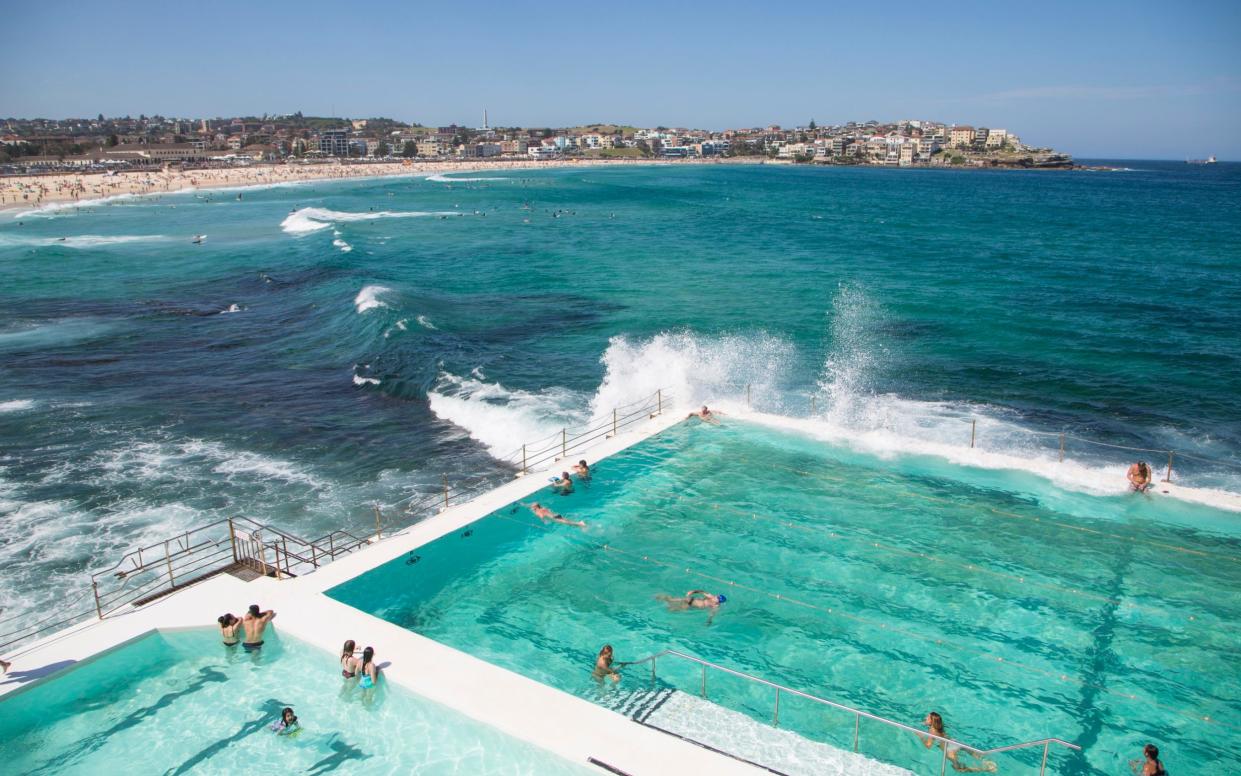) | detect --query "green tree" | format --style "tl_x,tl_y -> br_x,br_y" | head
374,141 -> 390,157
402,141 -> 418,157
809,119 -> 816,130
107,134 -> 119,147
